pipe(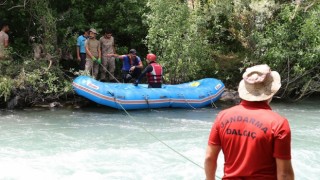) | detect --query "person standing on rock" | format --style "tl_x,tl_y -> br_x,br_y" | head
76,28 -> 89,70
99,29 -> 116,82
85,28 -> 101,79
0,22 -> 10,60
